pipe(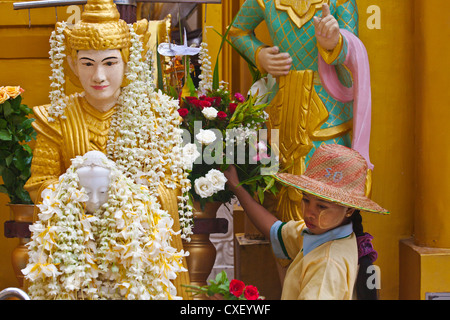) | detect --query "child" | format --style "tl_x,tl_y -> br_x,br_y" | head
224,144 -> 389,300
